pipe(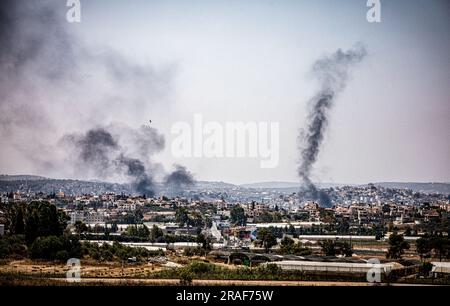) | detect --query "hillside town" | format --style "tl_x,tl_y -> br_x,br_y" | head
1,180 -> 449,285
1,183 -> 449,240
